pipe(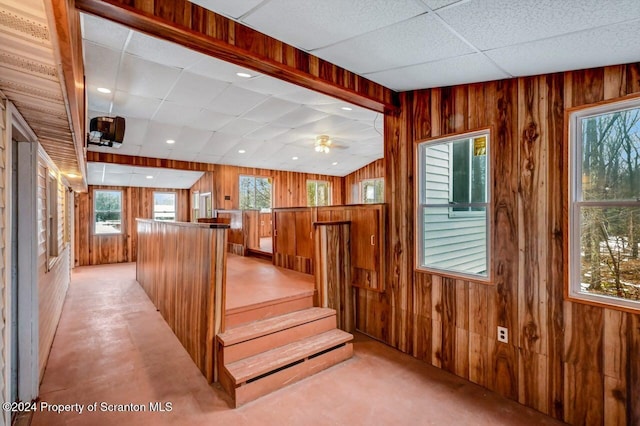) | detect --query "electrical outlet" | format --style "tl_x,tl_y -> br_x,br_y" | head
497,326 -> 508,343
